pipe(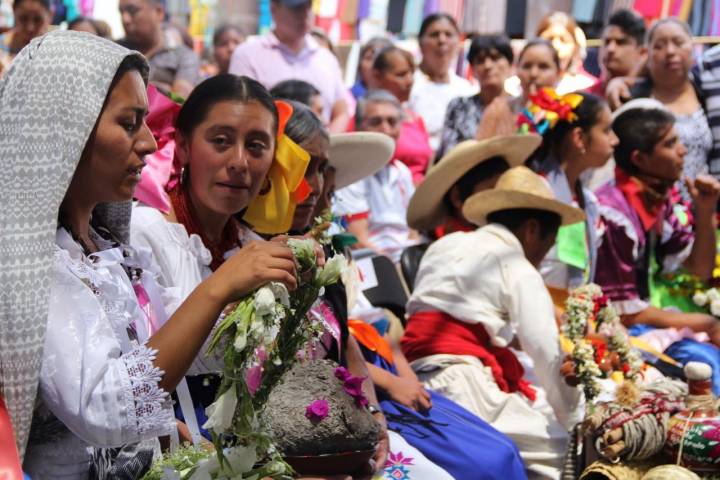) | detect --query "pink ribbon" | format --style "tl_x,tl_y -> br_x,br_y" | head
135,85 -> 183,213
